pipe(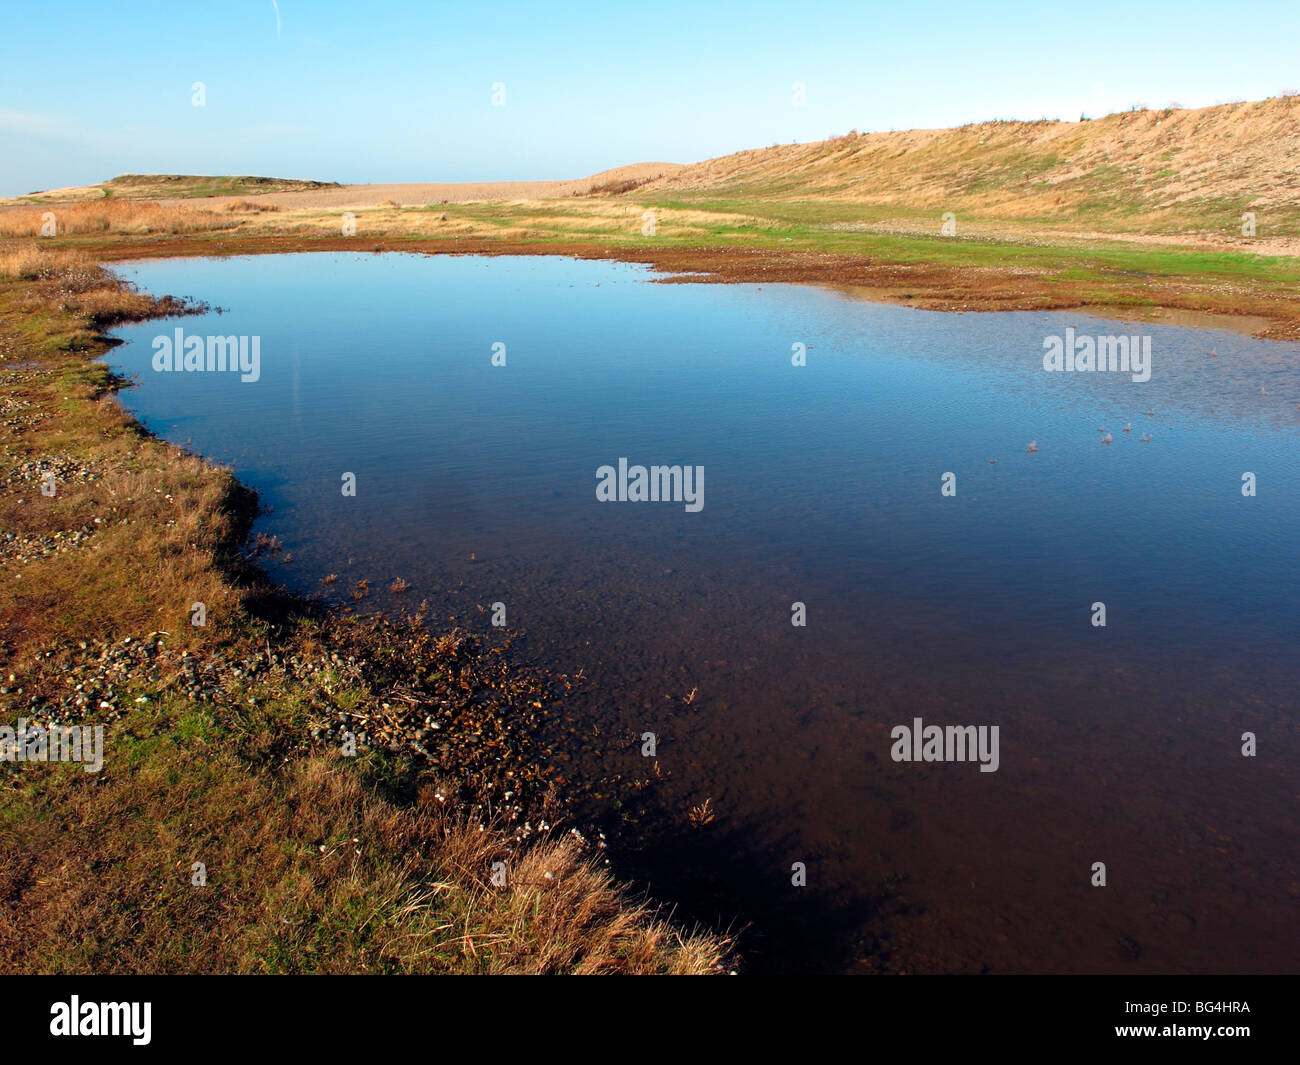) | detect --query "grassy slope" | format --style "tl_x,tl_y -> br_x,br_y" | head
641,96 -> 1300,237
